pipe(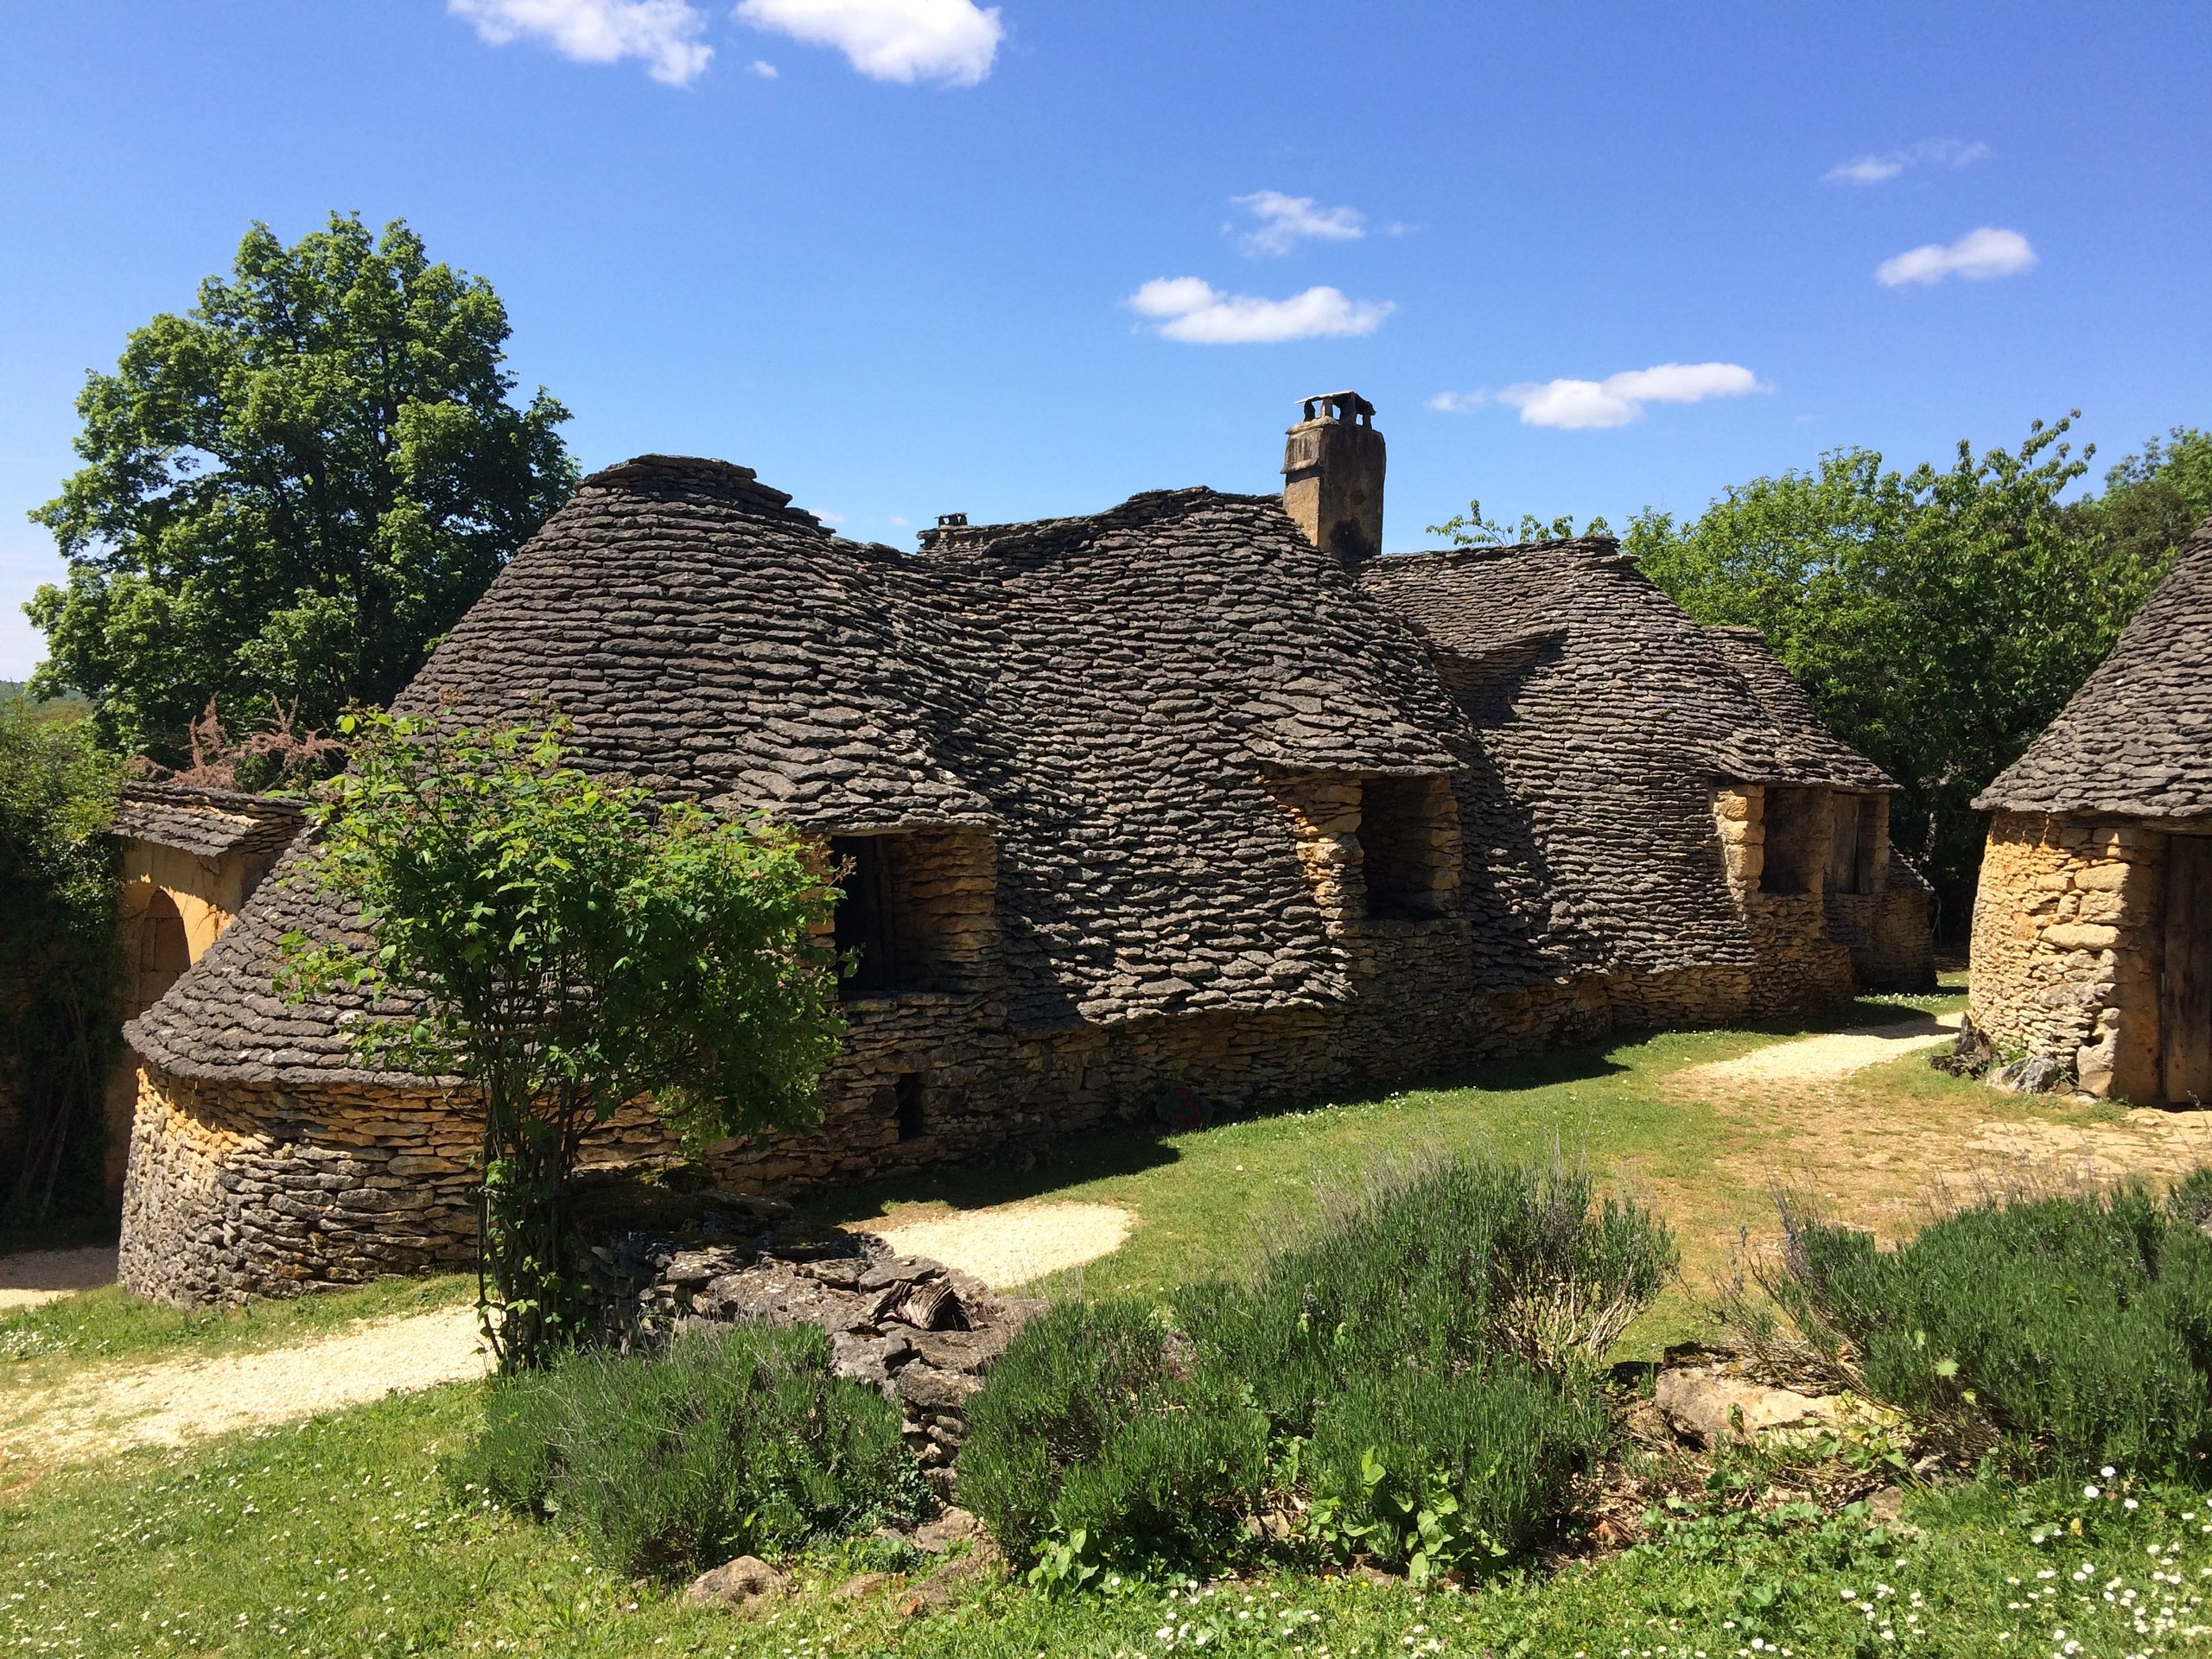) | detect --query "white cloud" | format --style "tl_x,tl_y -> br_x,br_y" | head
1128,277 -> 1393,345
1425,391 -> 1487,413
1823,138 -> 1991,186
733,0 -> 1001,85
449,0 -> 713,85
1875,226 -> 2037,287
749,57 -> 779,75
1494,362 -> 1764,430
1229,190 -> 1365,257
